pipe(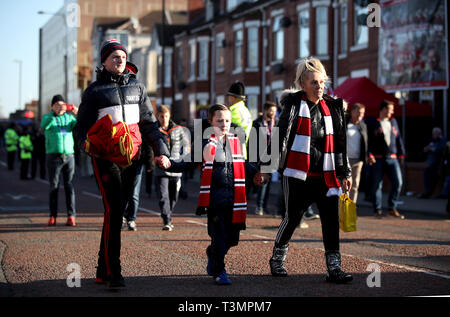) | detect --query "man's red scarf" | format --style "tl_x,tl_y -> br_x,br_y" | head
197,134 -> 247,225
283,98 -> 342,197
